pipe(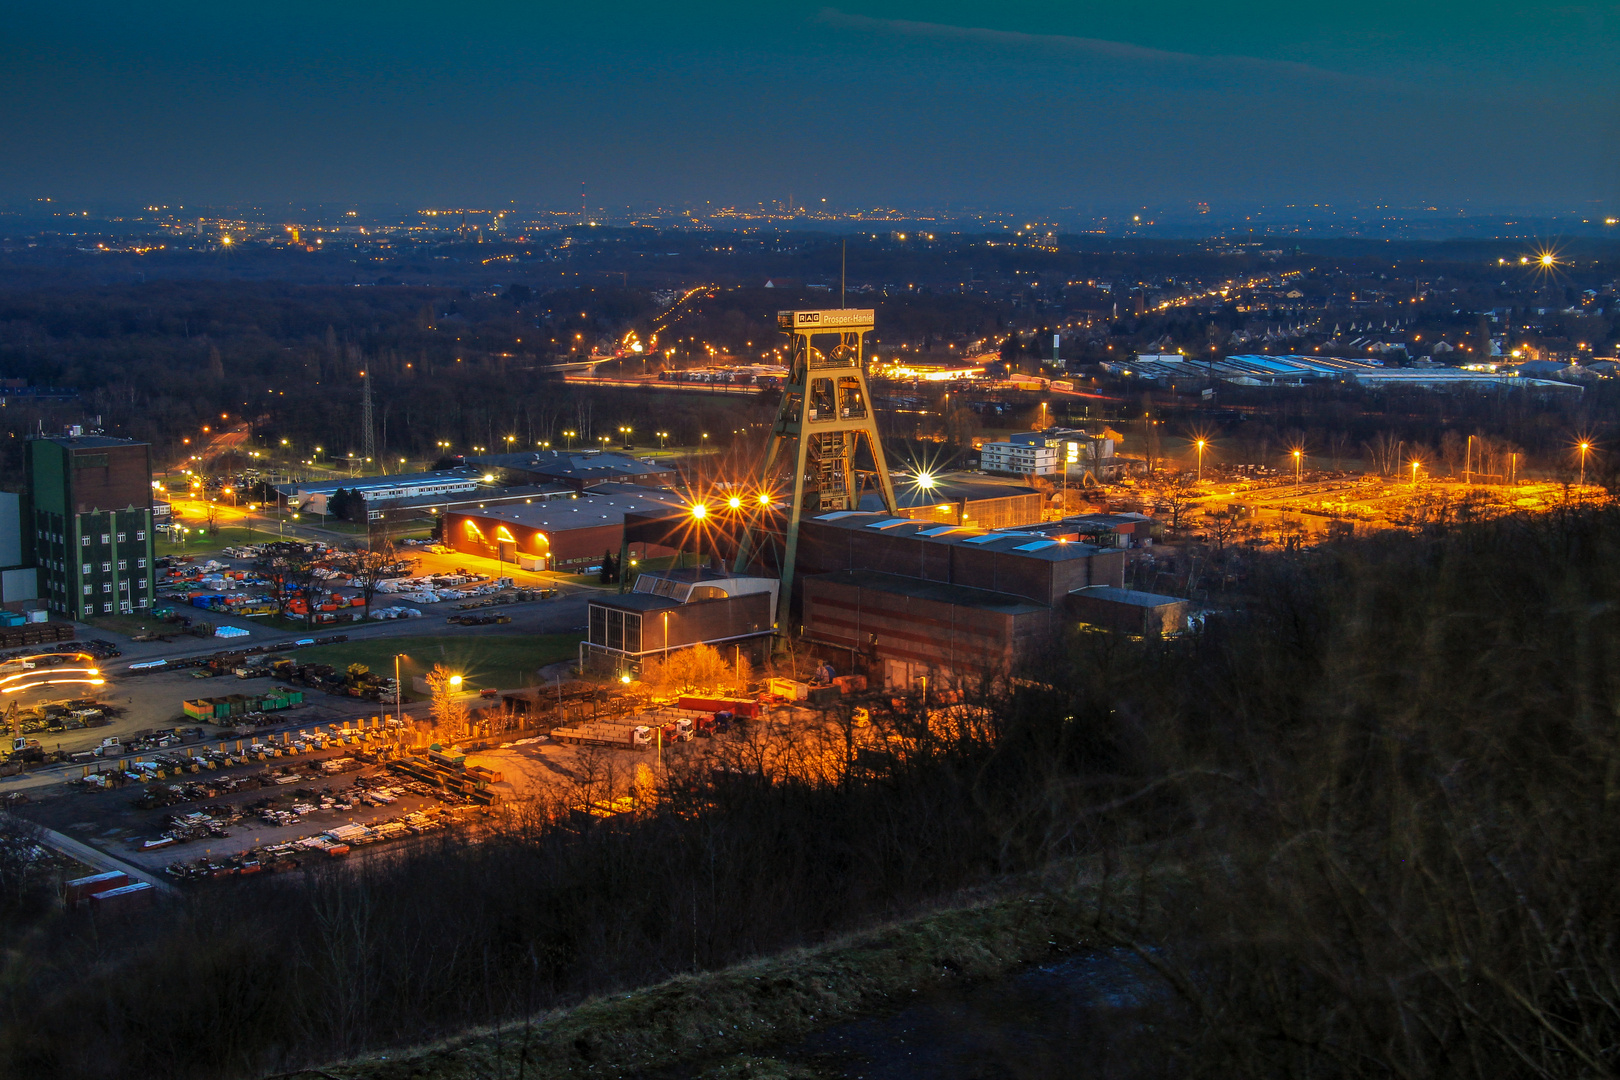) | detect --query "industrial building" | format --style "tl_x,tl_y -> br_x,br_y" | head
27,433 -> 156,618
980,429 -> 1122,481
461,449 -> 678,493
581,568 -> 778,675
1069,586 -> 1191,637
442,486 -> 689,572
0,492 -> 38,606
283,468 -> 488,516
978,437 -> 1059,477
803,571 -> 1054,689
1107,353 -> 1583,393
858,473 -> 1043,529
793,510 -> 1130,688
